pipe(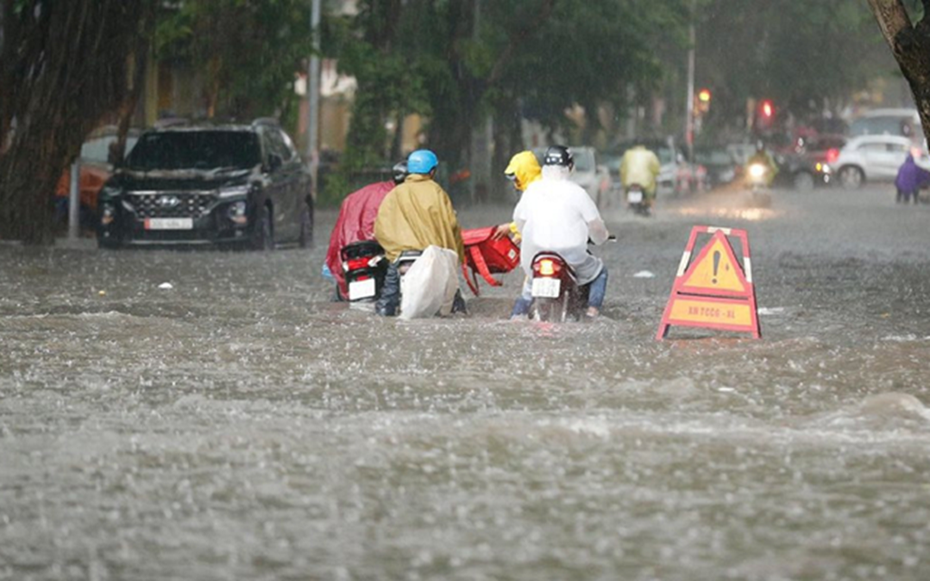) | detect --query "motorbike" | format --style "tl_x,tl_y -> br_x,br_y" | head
529,252 -> 589,322
528,235 -> 616,322
745,162 -> 773,207
340,240 -> 424,302
625,183 -> 650,216
340,240 -> 388,302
